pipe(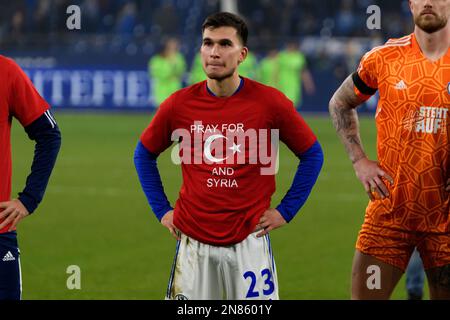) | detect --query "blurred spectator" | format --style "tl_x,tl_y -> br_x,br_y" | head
0,0 -> 414,58
334,0 -> 356,36
10,10 -> 26,40
116,2 -> 137,35
33,0 -> 51,34
148,38 -> 186,106
152,3 -> 180,37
